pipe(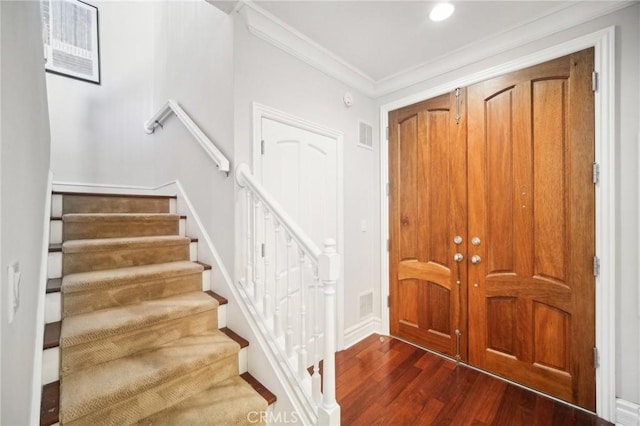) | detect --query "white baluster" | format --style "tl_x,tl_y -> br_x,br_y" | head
263,210 -> 271,318
273,221 -> 282,336
285,235 -> 294,357
312,266 -> 322,404
253,200 -> 261,303
298,249 -> 307,379
317,239 -> 340,426
245,190 -> 253,290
